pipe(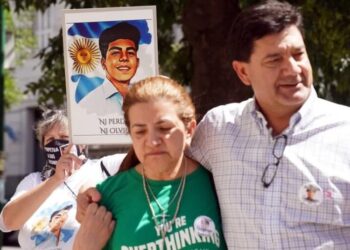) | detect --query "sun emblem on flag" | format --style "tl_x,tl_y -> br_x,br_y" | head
69,38 -> 100,74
